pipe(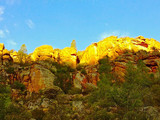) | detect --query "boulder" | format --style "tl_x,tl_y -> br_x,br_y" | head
73,72 -> 85,89
28,64 -> 57,93
31,45 -> 54,61
3,49 -> 10,55
0,43 -> 4,51
10,51 -> 19,63
59,47 -> 77,68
